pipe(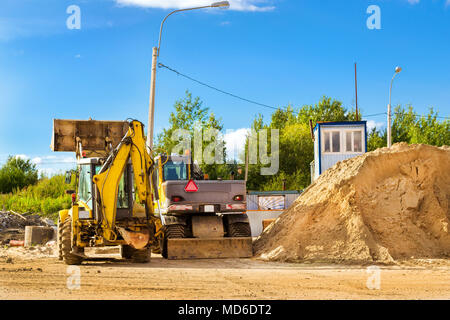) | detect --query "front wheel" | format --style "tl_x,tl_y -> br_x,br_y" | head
60,216 -> 84,265
57,220 -> 63,261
